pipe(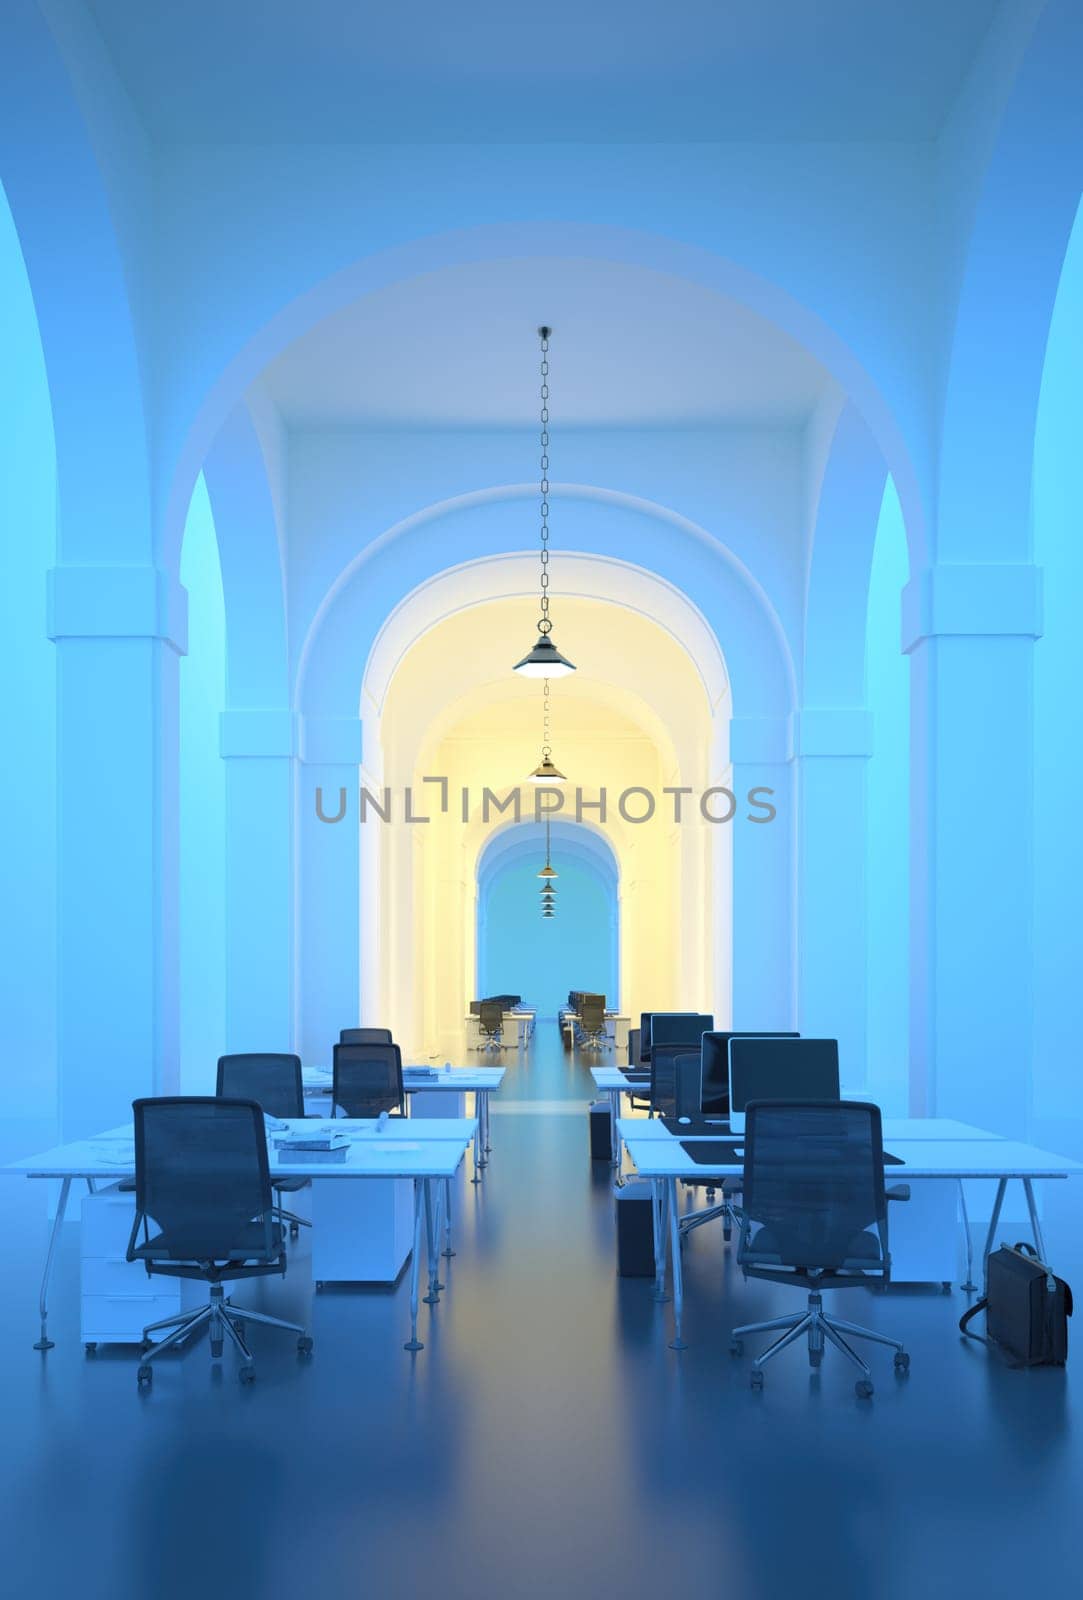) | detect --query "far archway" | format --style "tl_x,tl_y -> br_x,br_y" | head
477,821 -> 620,1018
